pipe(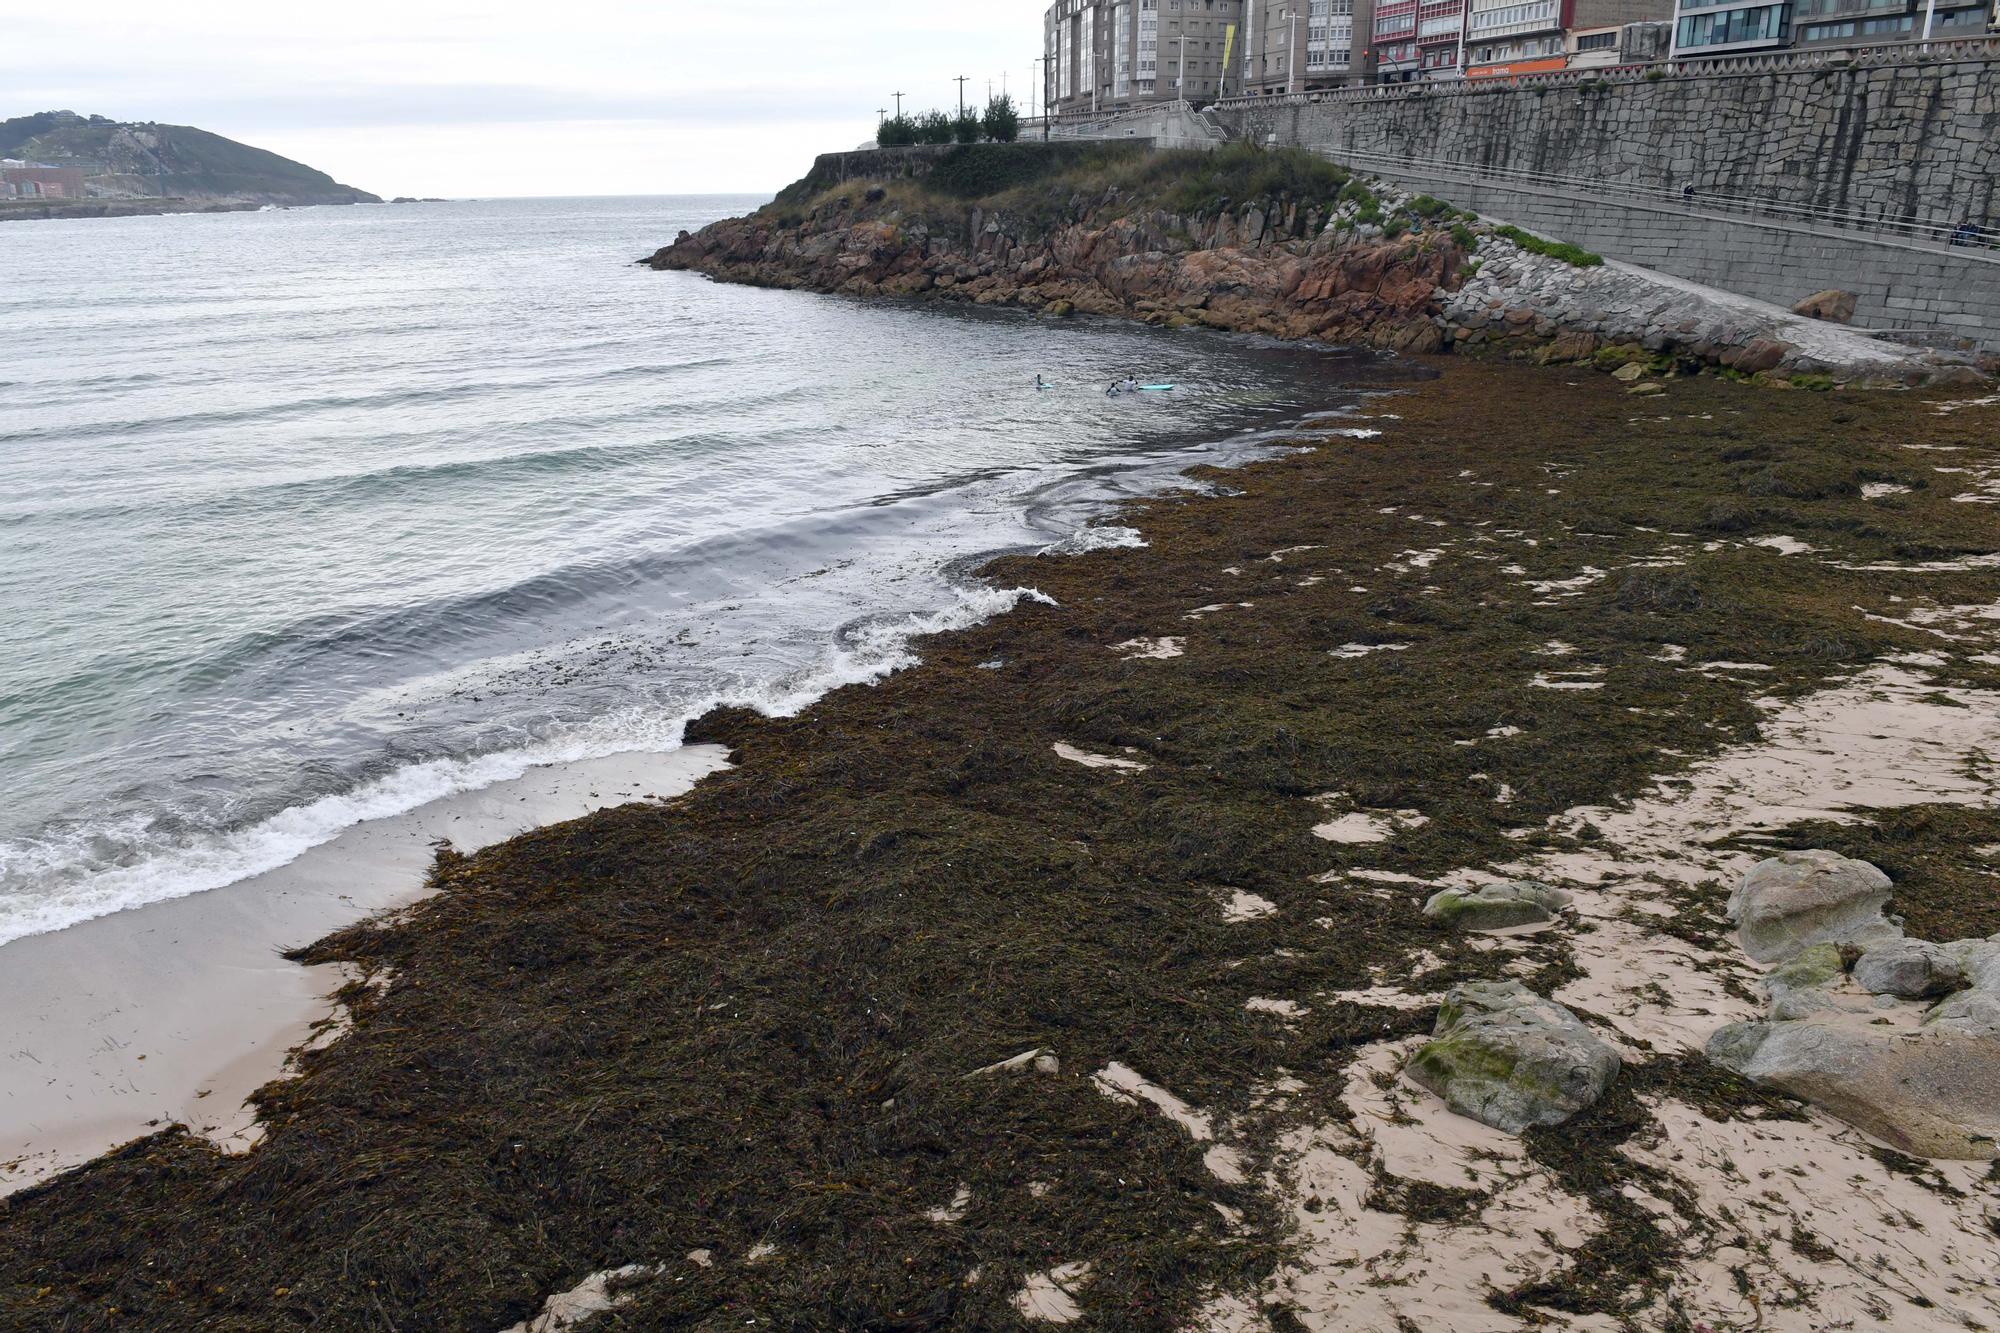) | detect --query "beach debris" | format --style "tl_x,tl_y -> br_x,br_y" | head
1727,850 -> 1899,963
1113,636 -> 1184,660
1013,1262 -> 1090,1323
1310,808 -> 1424,844
967,1048 -> 1061,1078
1092,1062 -> 1213,1139
925,1183 -> 973,1224
1050,742 -> 1147,772
1221,890 -> 1277,923
1422,881 -> 1571,932
1405,981 -> 1621,1133
499,1264 -> 662,1333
